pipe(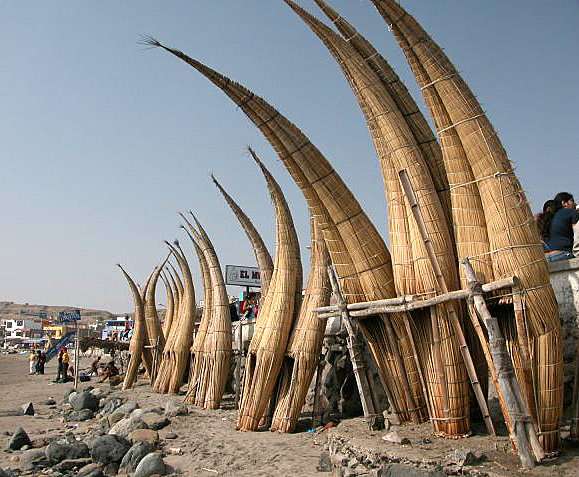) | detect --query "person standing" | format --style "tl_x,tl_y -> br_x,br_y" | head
29,350 -> 37,375
55,348 -> 64,382
38,351 -> 46,375
61,348 -> 70,382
